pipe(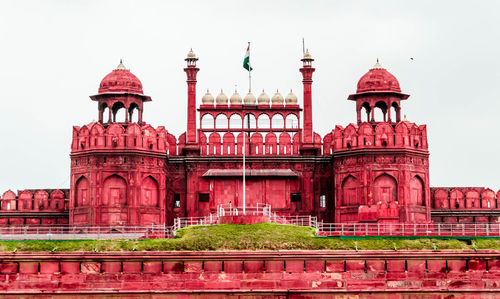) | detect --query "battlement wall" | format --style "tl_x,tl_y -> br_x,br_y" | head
0,189 -> 69,212
323,121 -> 428,155
71,122 -> 177,155
0,250 -> 499,295
431,187 -> 500,210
